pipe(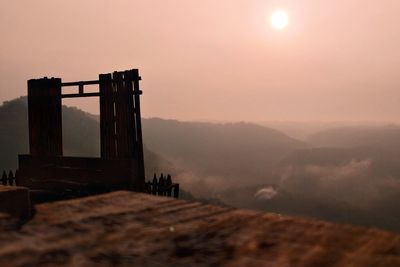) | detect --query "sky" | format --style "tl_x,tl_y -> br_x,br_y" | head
1,0 -> 400,122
